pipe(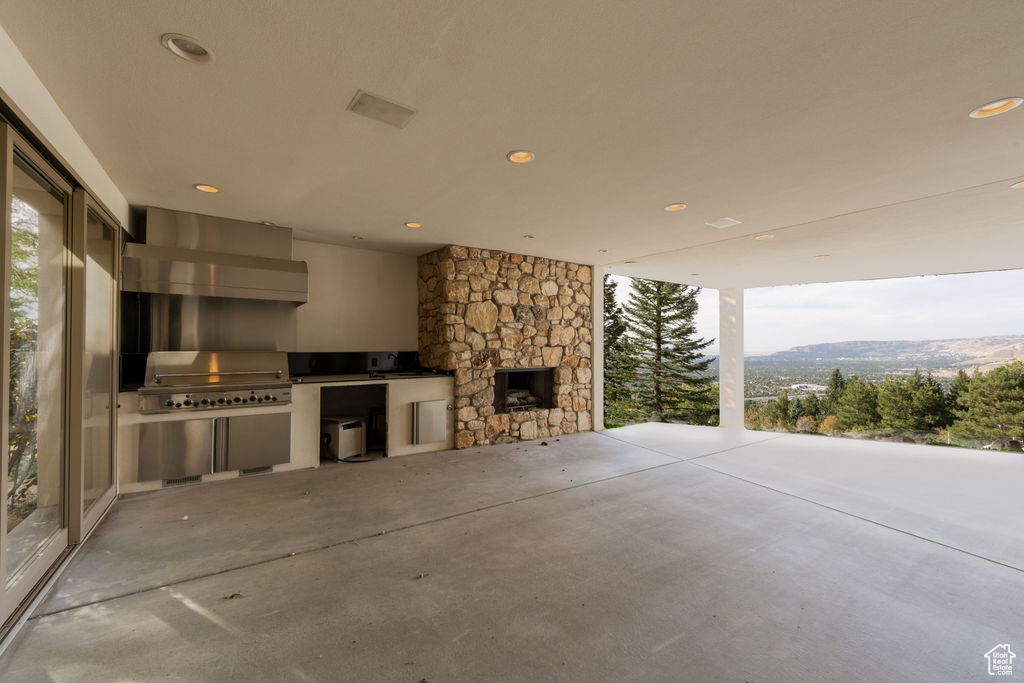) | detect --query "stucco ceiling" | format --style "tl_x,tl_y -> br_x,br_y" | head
1,0 -> 1023,288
